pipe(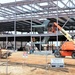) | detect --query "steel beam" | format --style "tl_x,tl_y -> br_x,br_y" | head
1,0 -> 58,7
